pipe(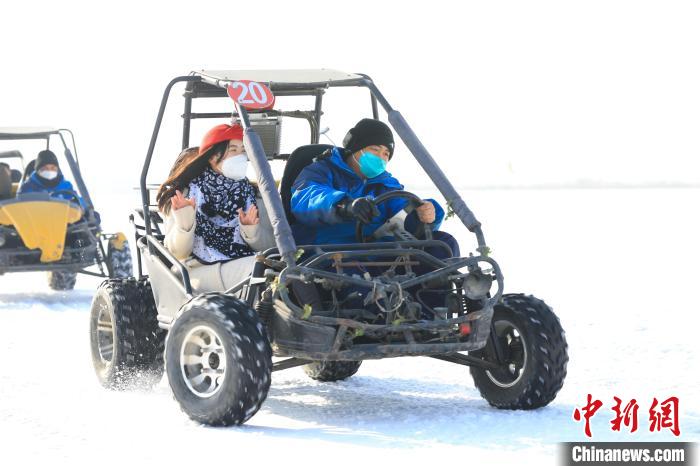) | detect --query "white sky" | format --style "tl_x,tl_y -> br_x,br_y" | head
1,0 -> 699,200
